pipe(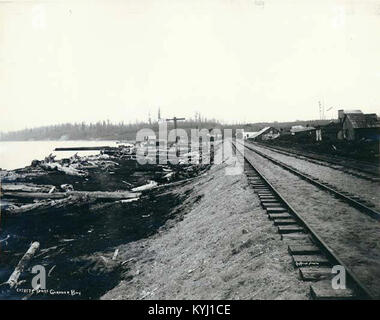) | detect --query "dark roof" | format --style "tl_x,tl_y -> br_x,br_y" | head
345,113 -> 380,129
321,121 -> 341,132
